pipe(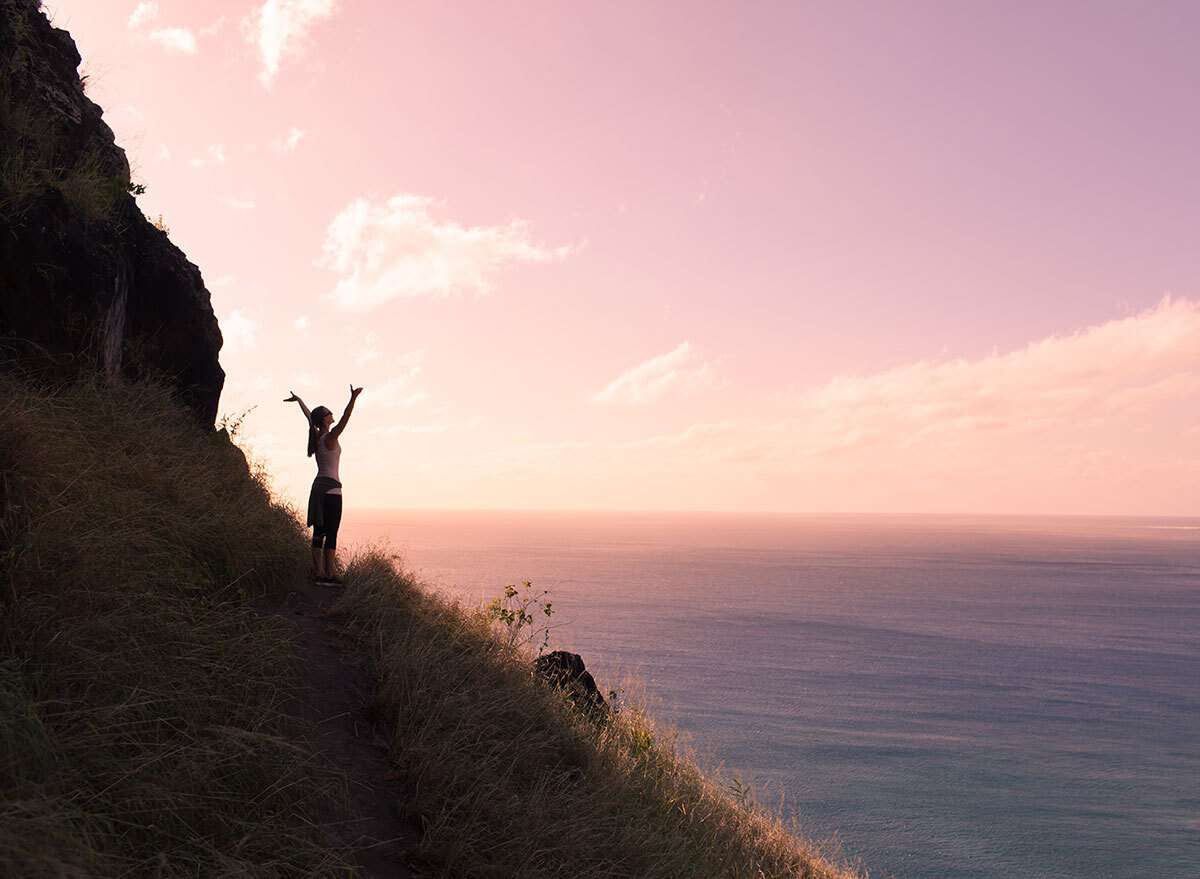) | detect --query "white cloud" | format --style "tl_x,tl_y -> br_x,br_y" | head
590,342 -> 725,405
188,144 -> 228,167
128,4 -> 198,56
373,382 -> 428,410
612,297 -> 1200,475
317,193 -> 575,311
366,350 -> 427,408
355,331 -> 383,365
796,295 -> 1200,440
293,315 -> 310,332
147,27 -> 197,55
243,0 -> 338,87
128,2 -> 158,29
222,308 -> 259,354
199,16 -> 227,37
270,127 -> 306,151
